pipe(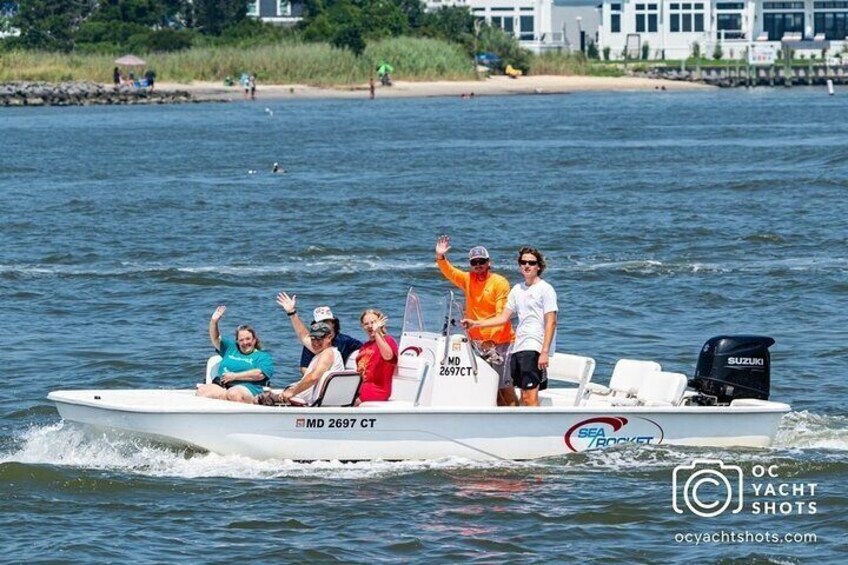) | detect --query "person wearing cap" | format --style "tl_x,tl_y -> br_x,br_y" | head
259,320 -> 344,406
276,293 -> 362,376
462,247 -> 558,407
435,235 -> 517,406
